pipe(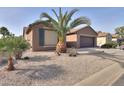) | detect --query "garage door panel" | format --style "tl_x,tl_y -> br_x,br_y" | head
80,36 -> 94,48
